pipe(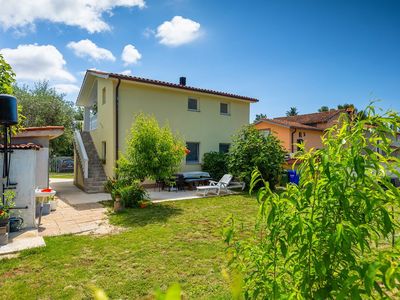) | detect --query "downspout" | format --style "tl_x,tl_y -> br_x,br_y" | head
291,128 -> 297,153
115,78 -> 121,165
